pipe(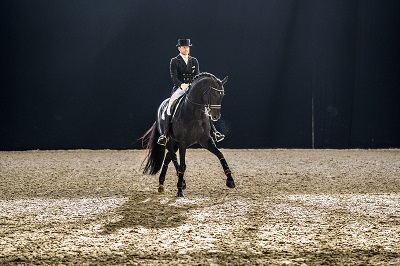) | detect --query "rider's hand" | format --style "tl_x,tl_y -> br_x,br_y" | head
180,83 -> 189,91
